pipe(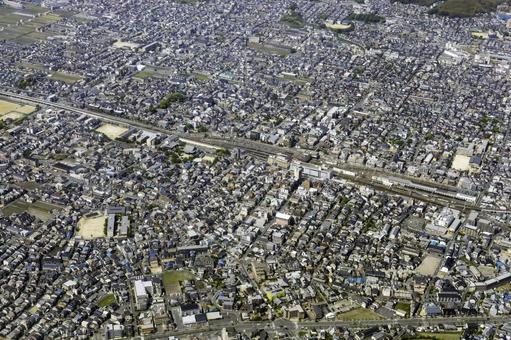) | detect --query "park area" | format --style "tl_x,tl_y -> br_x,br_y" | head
162,270 -> 195,296
96,123 -> 128,140
0,99 -> 36,122
77,215 -> 106,239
